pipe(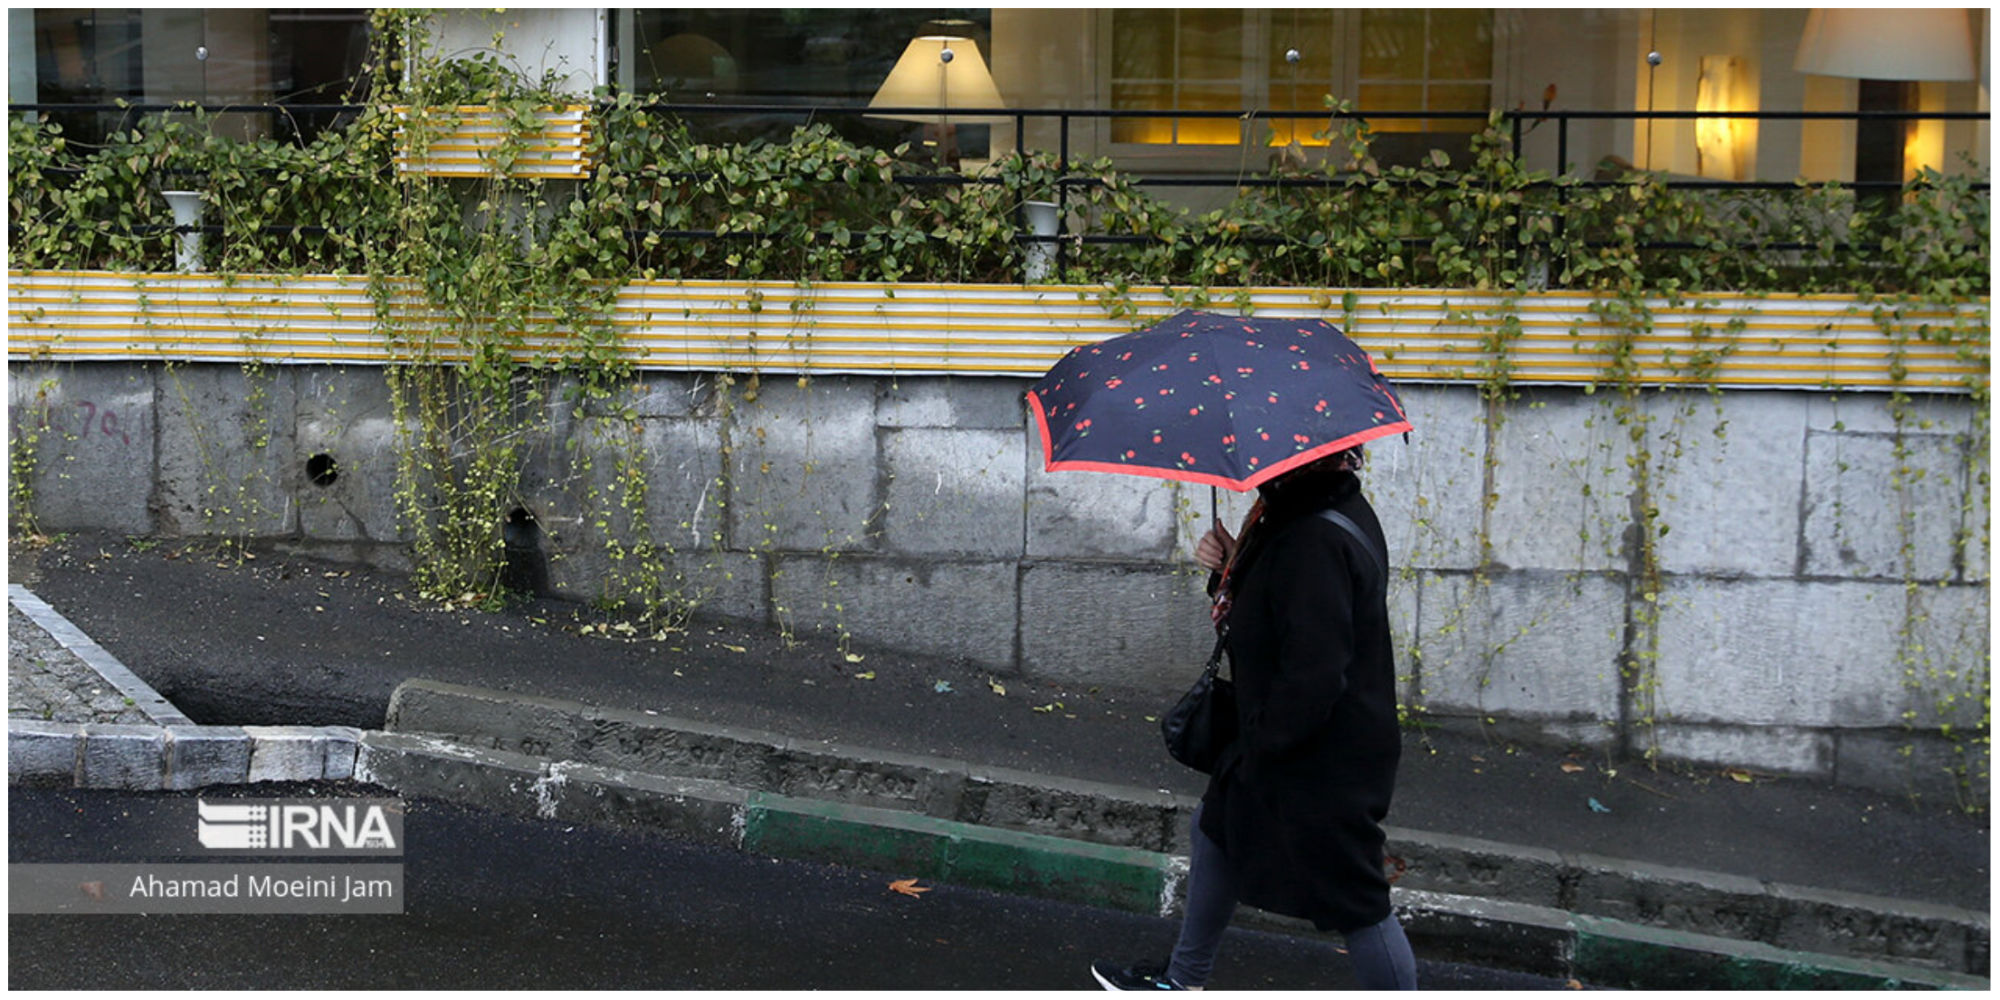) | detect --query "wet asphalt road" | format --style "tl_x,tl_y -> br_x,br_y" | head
9,784 -> 1578,991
